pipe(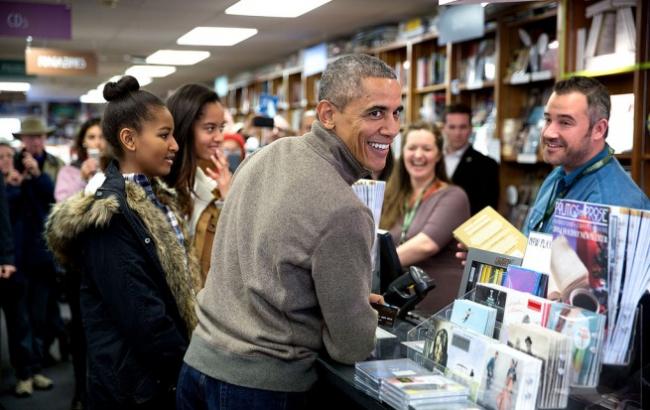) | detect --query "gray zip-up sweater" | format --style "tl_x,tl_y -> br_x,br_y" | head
184,121 -> 378,392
